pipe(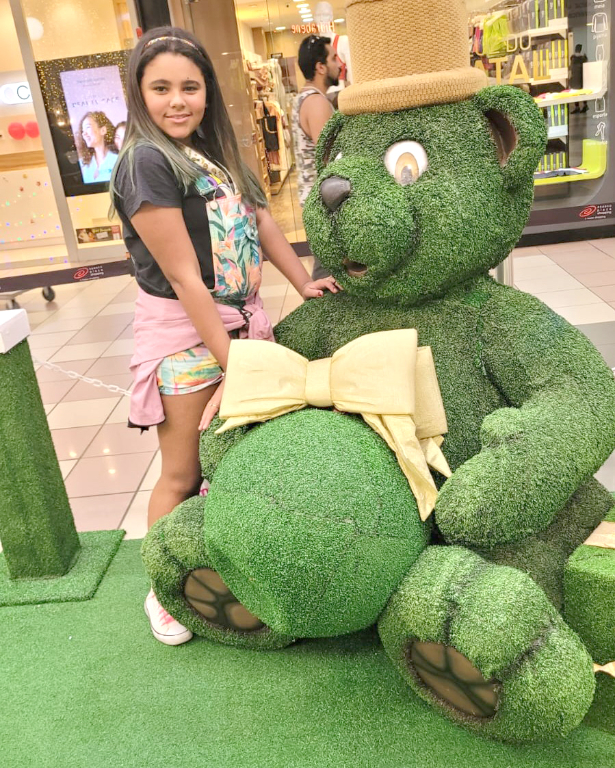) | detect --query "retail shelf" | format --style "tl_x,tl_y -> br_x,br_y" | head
534,61 -> 607,107
0,150 -> 46,172
531,67 -> 569,86
508,19 -> 568,41
534,139 -> 607,186
547,125 -> 569,139
534,87 -> 607,108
